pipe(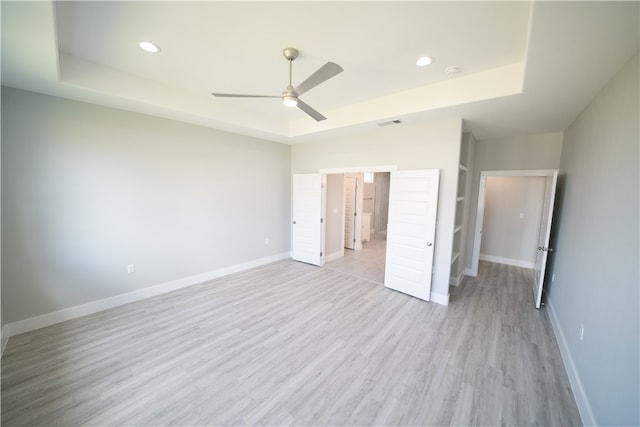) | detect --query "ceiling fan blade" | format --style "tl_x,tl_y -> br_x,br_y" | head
211,93 -> 280,98
296,98 -> 327,122
294,62 -> 343,96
